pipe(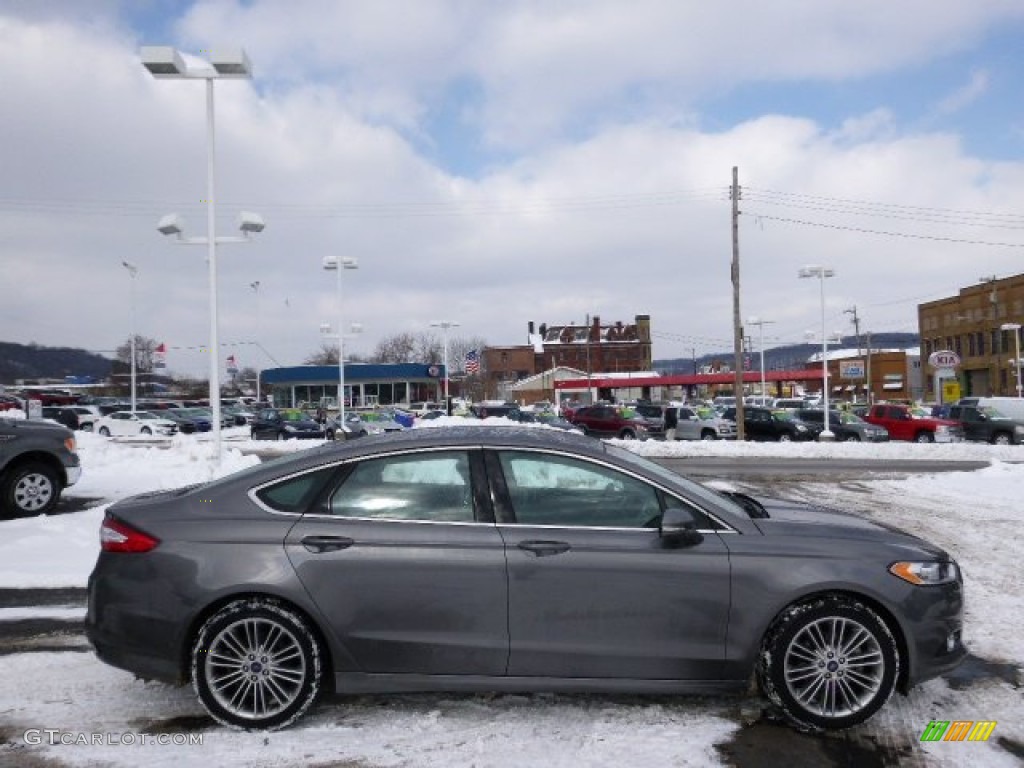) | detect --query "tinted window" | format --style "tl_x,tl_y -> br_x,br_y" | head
329,451 -> 474,522
498,451 -> 661,528
256,466 -> 338,513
